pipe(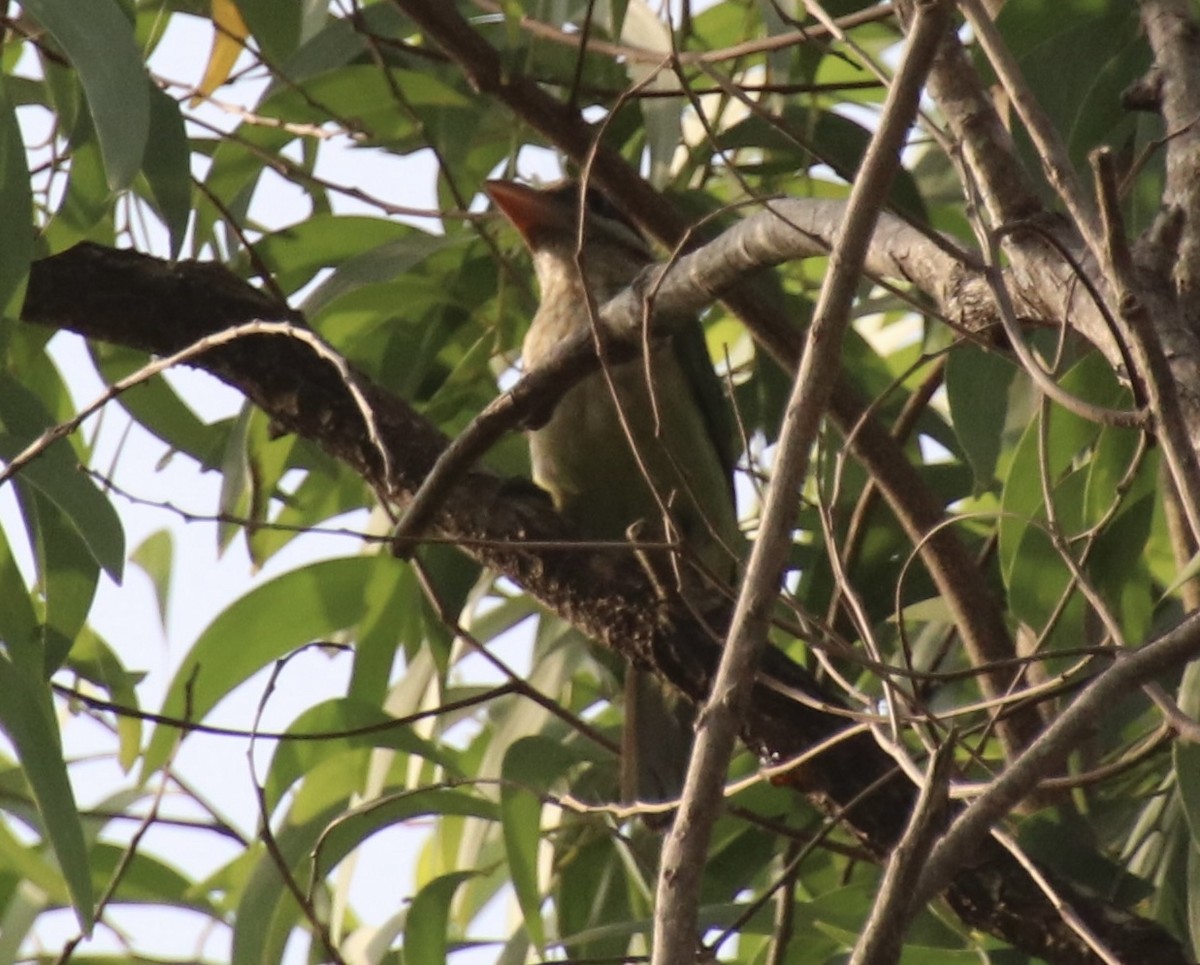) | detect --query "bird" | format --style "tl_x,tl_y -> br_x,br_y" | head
485,177 -> 740,806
